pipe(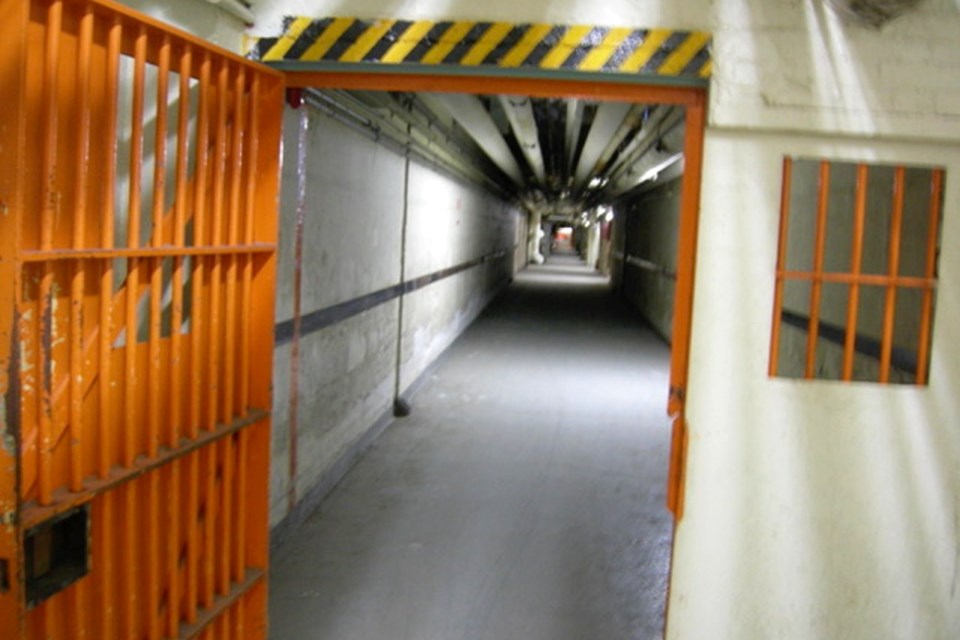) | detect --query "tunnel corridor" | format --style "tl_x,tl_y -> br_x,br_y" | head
269,251 -> 674,639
